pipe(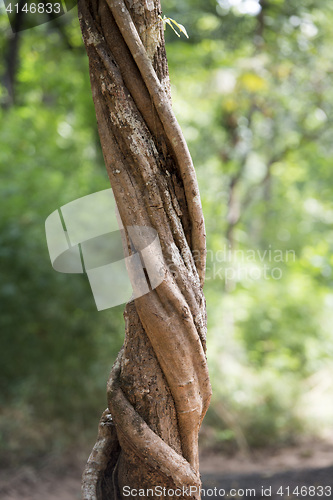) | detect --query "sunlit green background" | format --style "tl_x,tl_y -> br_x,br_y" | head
1,0 -> 333,467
